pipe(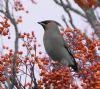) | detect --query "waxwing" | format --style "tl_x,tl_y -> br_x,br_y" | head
38,20 -> 78,72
